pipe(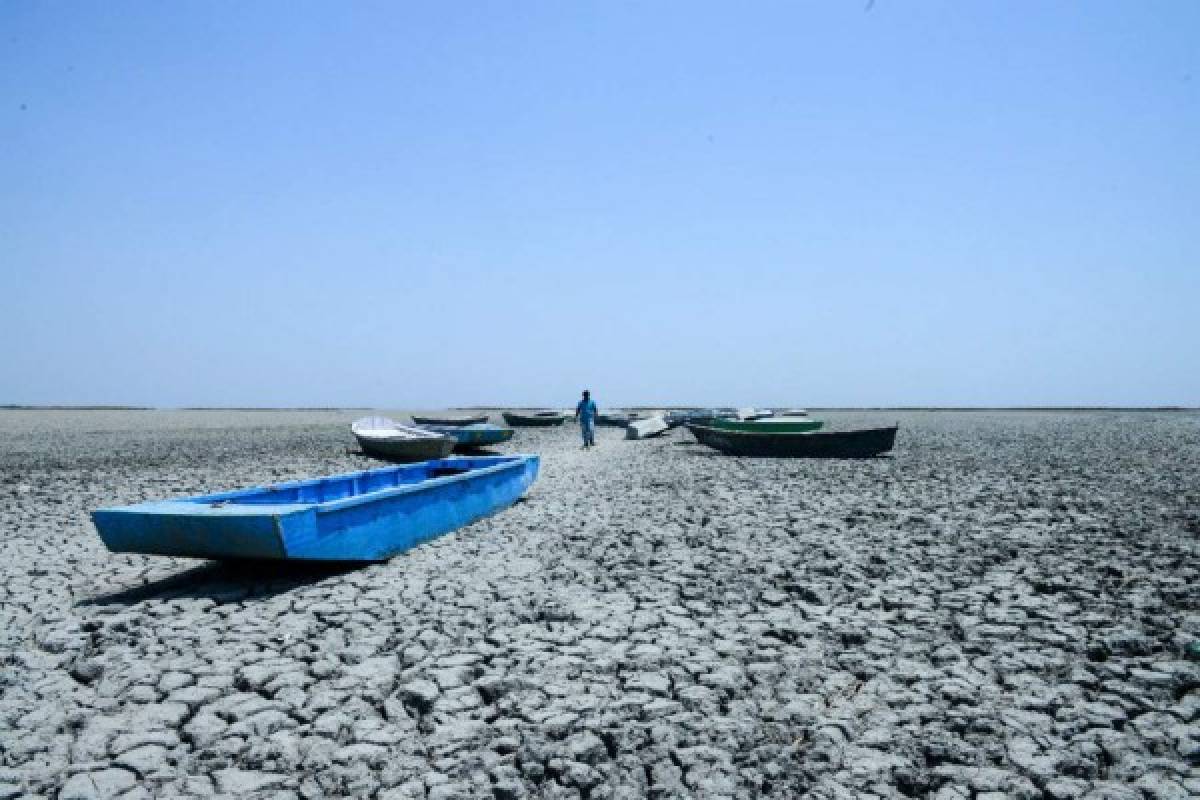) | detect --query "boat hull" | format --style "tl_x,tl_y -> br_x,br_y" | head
411,414 -> 489,427
595,413 -> 639,428
354,433 -> 456,462
91,455 -> 539,561
626,417 -> 669,440
502,412 -> 567,427
688,425 -> 898,458
706,418 -> 824,433
420,424 -> 516,451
